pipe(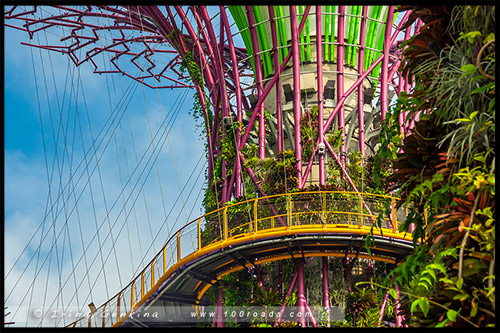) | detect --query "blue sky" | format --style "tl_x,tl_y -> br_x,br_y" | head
4,11 -> 207,326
